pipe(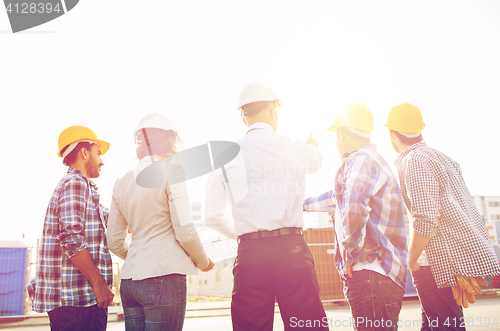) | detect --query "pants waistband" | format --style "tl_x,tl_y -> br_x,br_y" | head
238,227 -> 303,243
